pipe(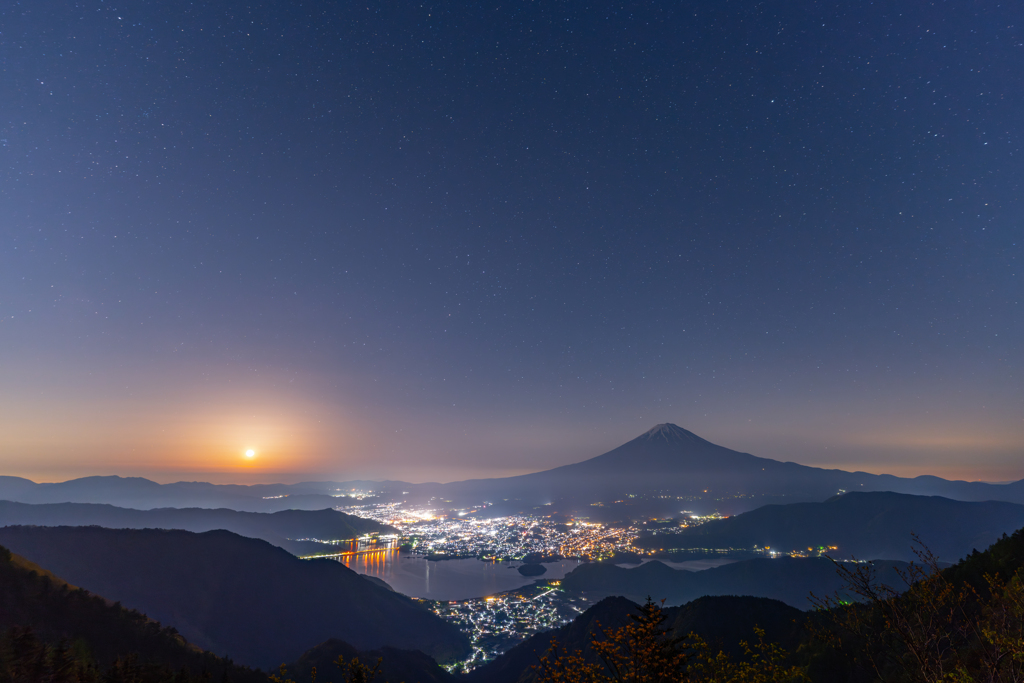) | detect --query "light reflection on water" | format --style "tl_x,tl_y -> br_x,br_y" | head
329,539 -> 582,601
